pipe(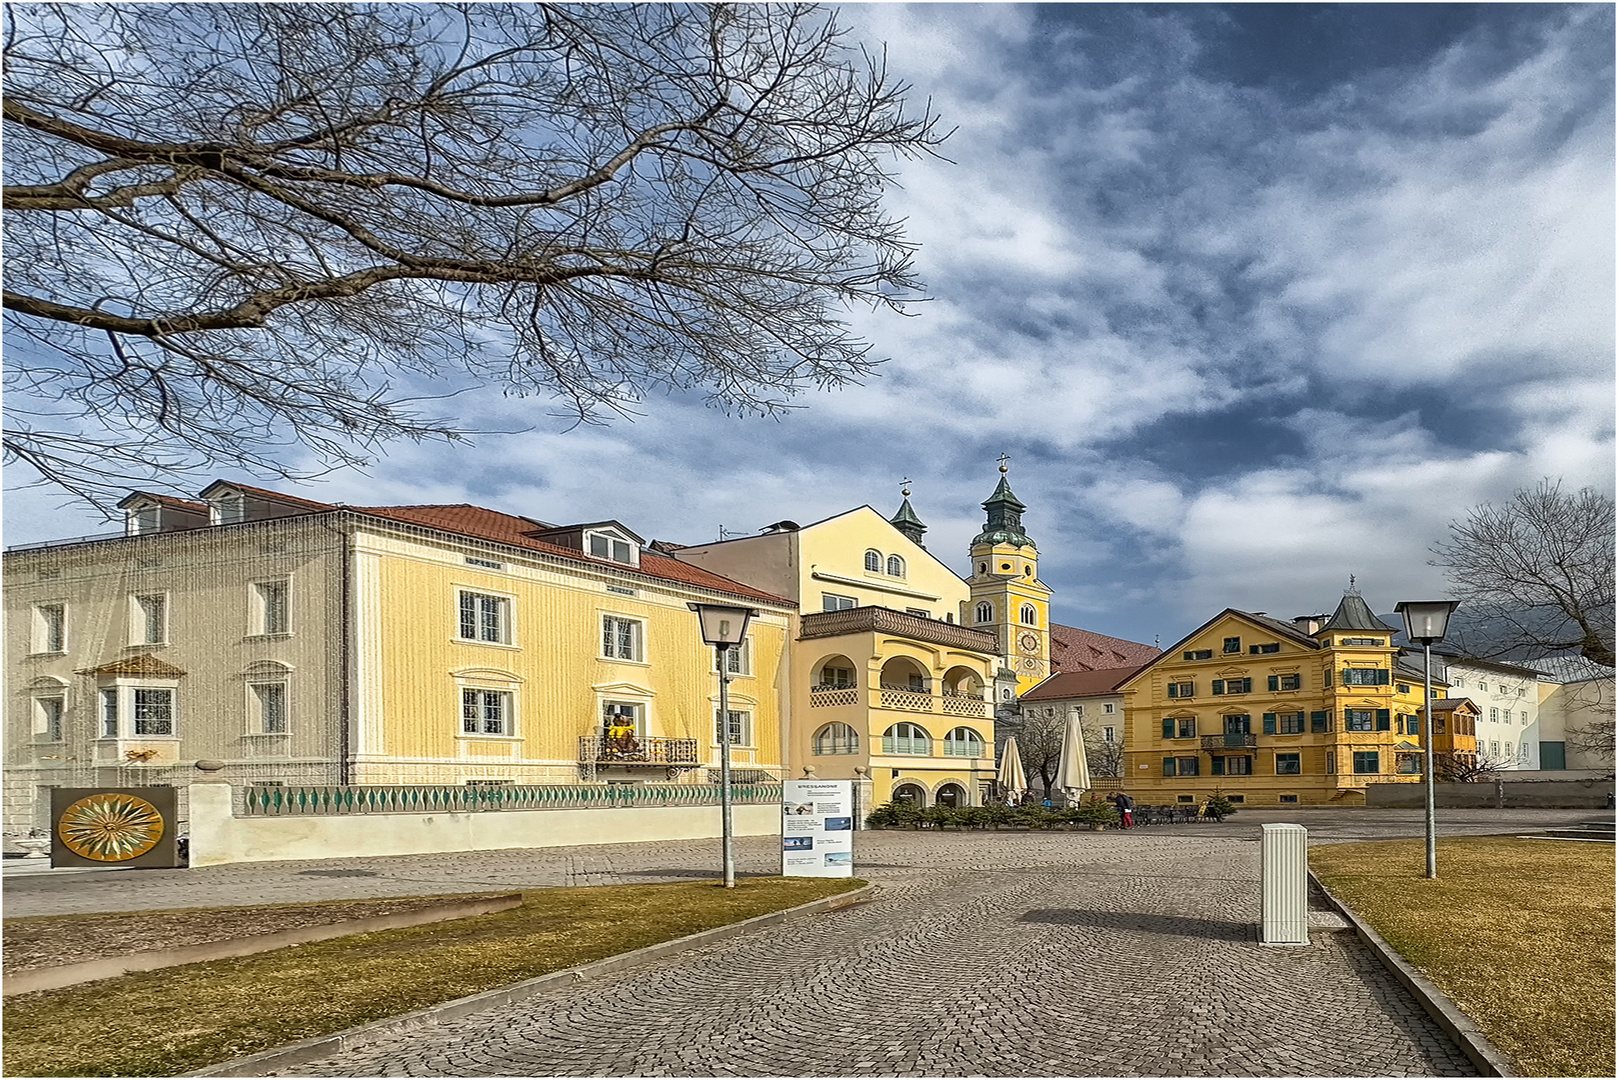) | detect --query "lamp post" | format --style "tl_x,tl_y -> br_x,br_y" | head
689,602 -> 756,888
1395,599 -> 1460,880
